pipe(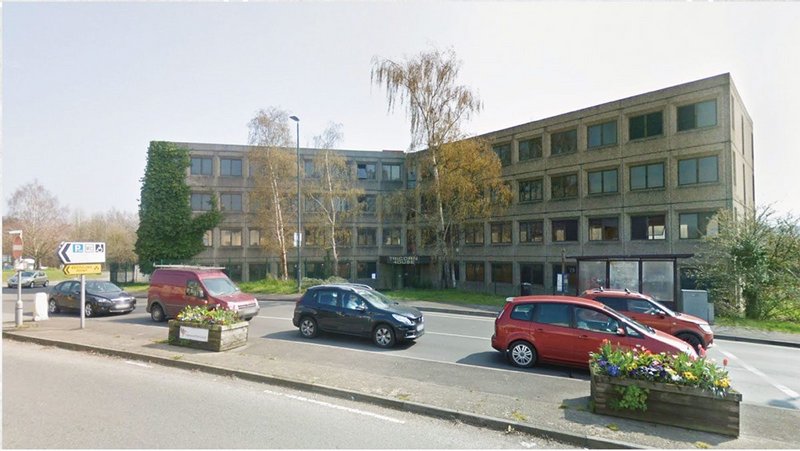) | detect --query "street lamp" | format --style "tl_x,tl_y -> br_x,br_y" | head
289,115 -> 301,293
